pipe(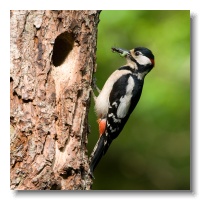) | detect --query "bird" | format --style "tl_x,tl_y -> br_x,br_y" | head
89,46 -> 155,178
